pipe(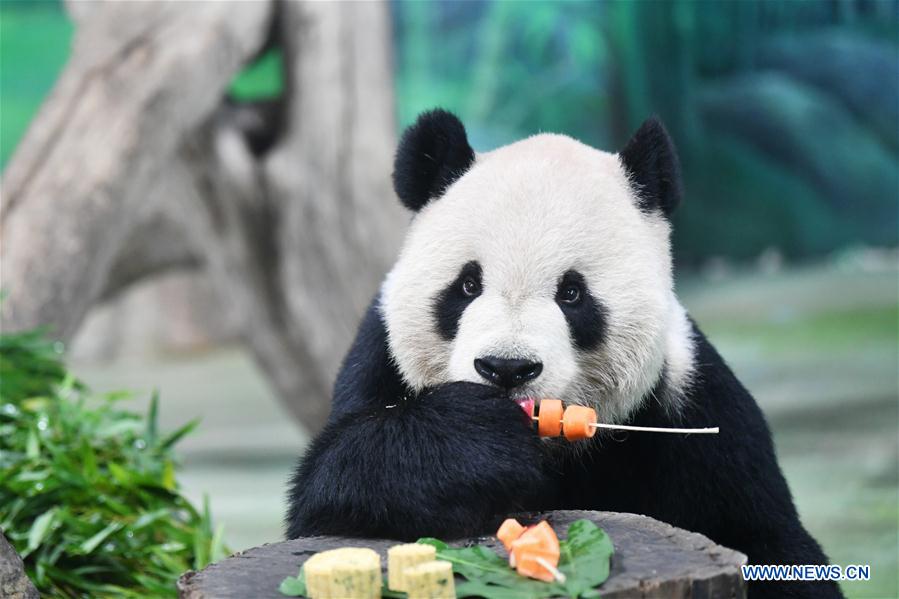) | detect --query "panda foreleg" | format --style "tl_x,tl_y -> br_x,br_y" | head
285,381 -> 548,540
